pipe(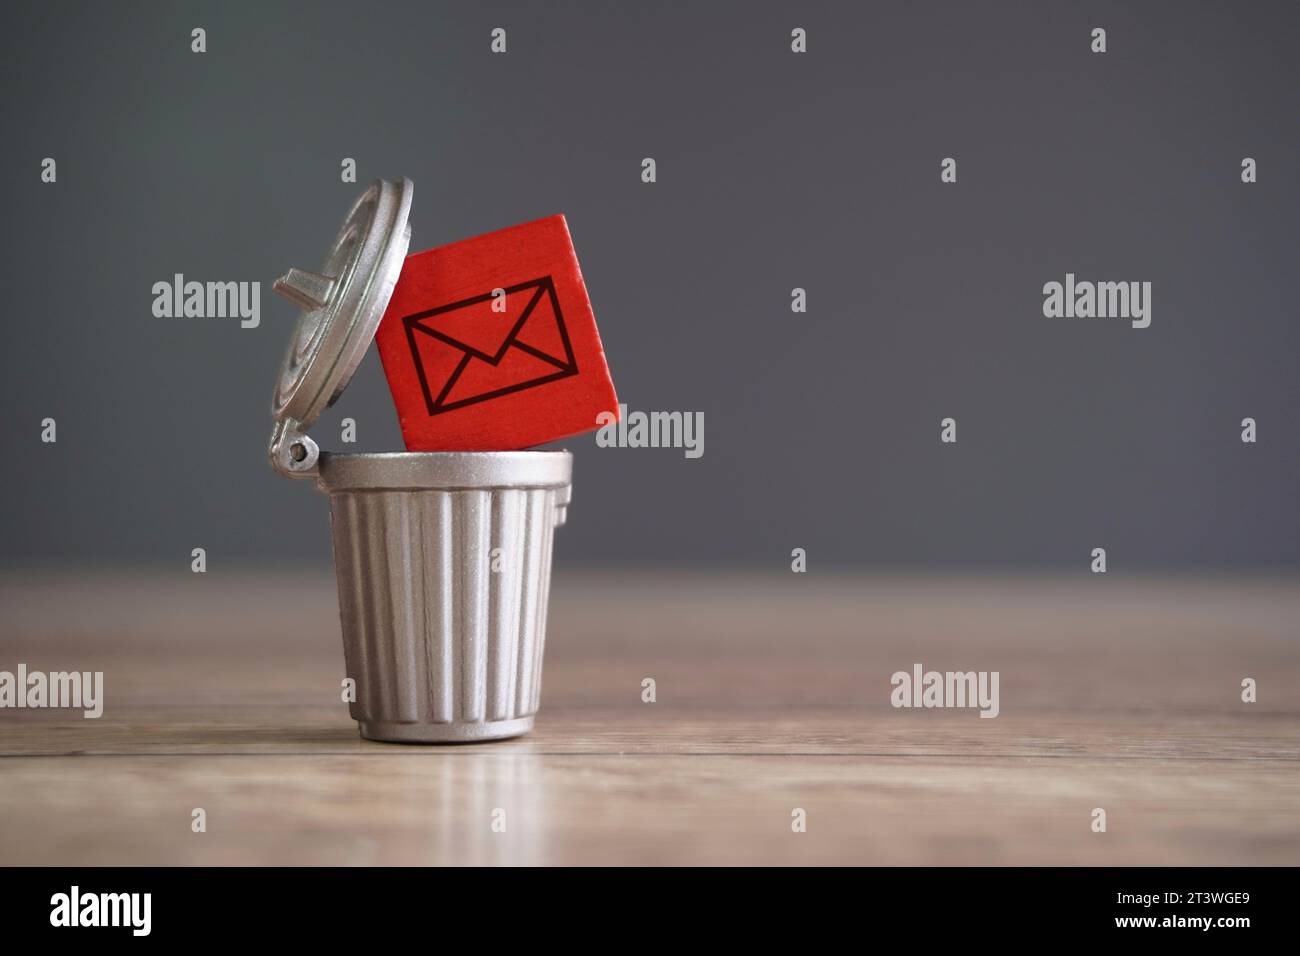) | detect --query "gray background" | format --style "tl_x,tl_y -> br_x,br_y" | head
2,0 -> 1296,569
